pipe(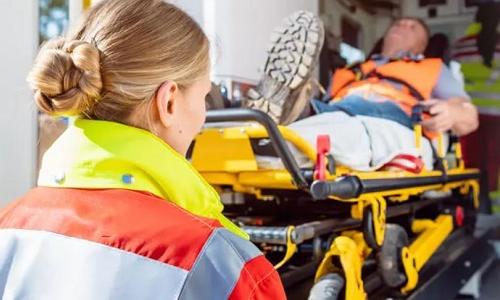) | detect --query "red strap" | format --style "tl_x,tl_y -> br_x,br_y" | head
383,154 -> 424,174
314,135 -> 331,180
